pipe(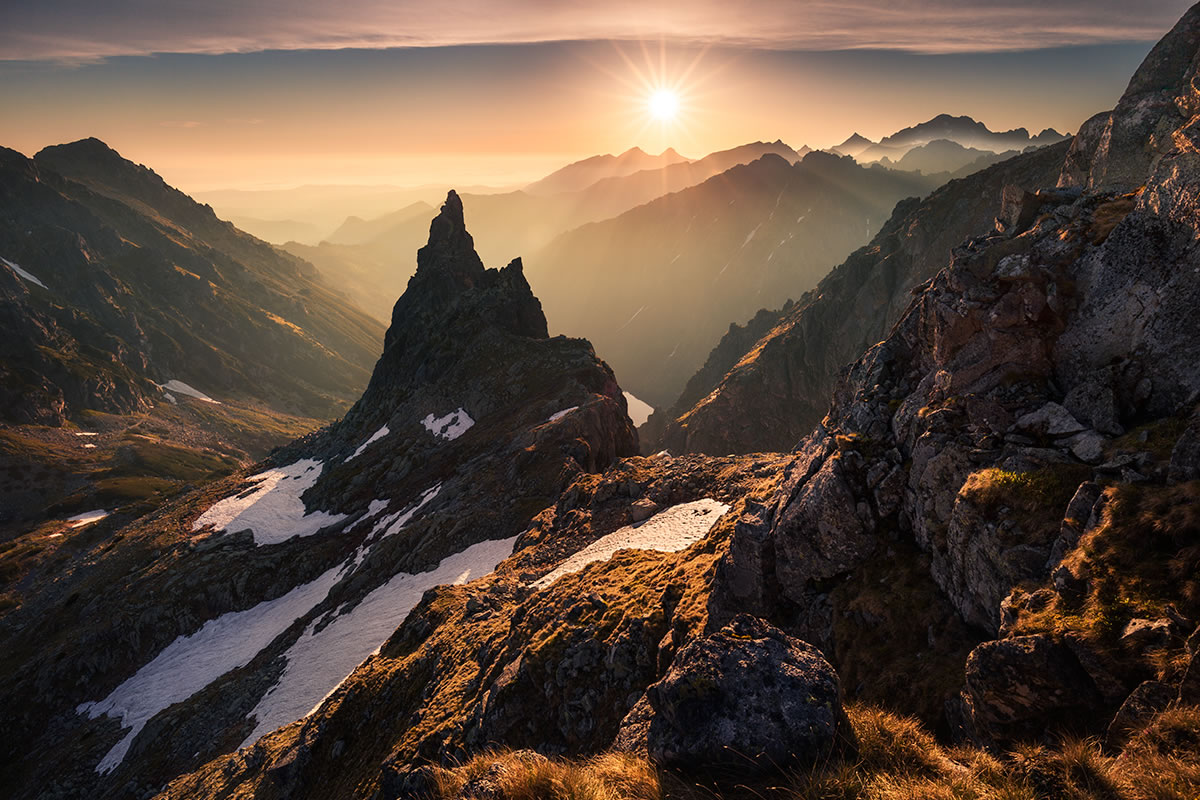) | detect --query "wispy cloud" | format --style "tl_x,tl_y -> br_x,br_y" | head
1,0 -> 1193,62
158,120 -> 202,128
